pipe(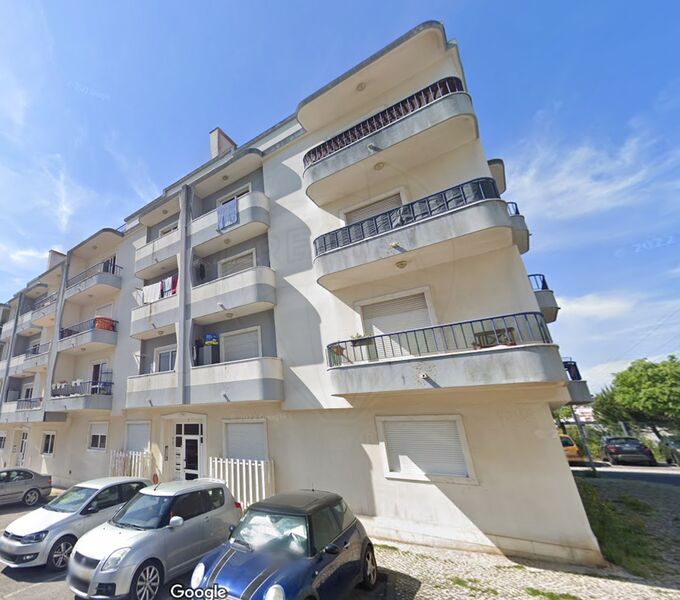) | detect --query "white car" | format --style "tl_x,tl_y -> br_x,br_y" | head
0,477 -> 149,570
68,479 -> 242,600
